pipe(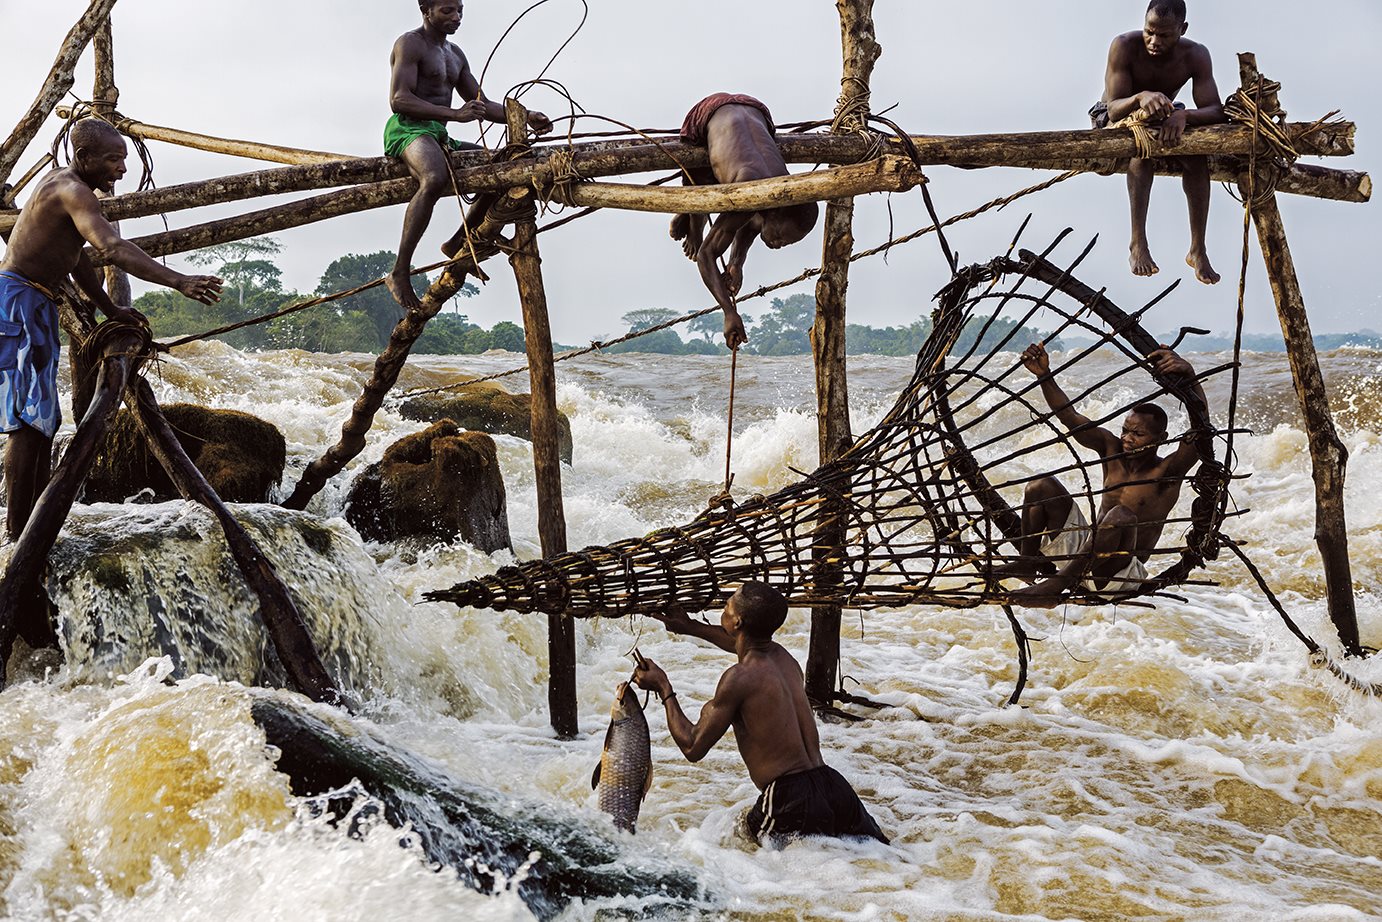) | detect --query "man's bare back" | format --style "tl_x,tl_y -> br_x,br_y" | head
670,95 -> 818,349
716,643 -> 822,789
